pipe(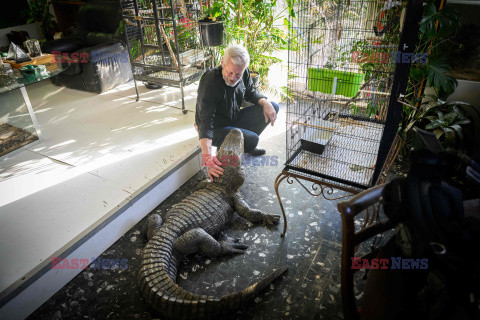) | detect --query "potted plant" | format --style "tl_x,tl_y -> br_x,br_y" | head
403,98 -> 474,151
20,0 -> 58,41
235,0 -> 292,92
398,0 -> 461,157
198,2 -> 224,47
208,0 -> 296,95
